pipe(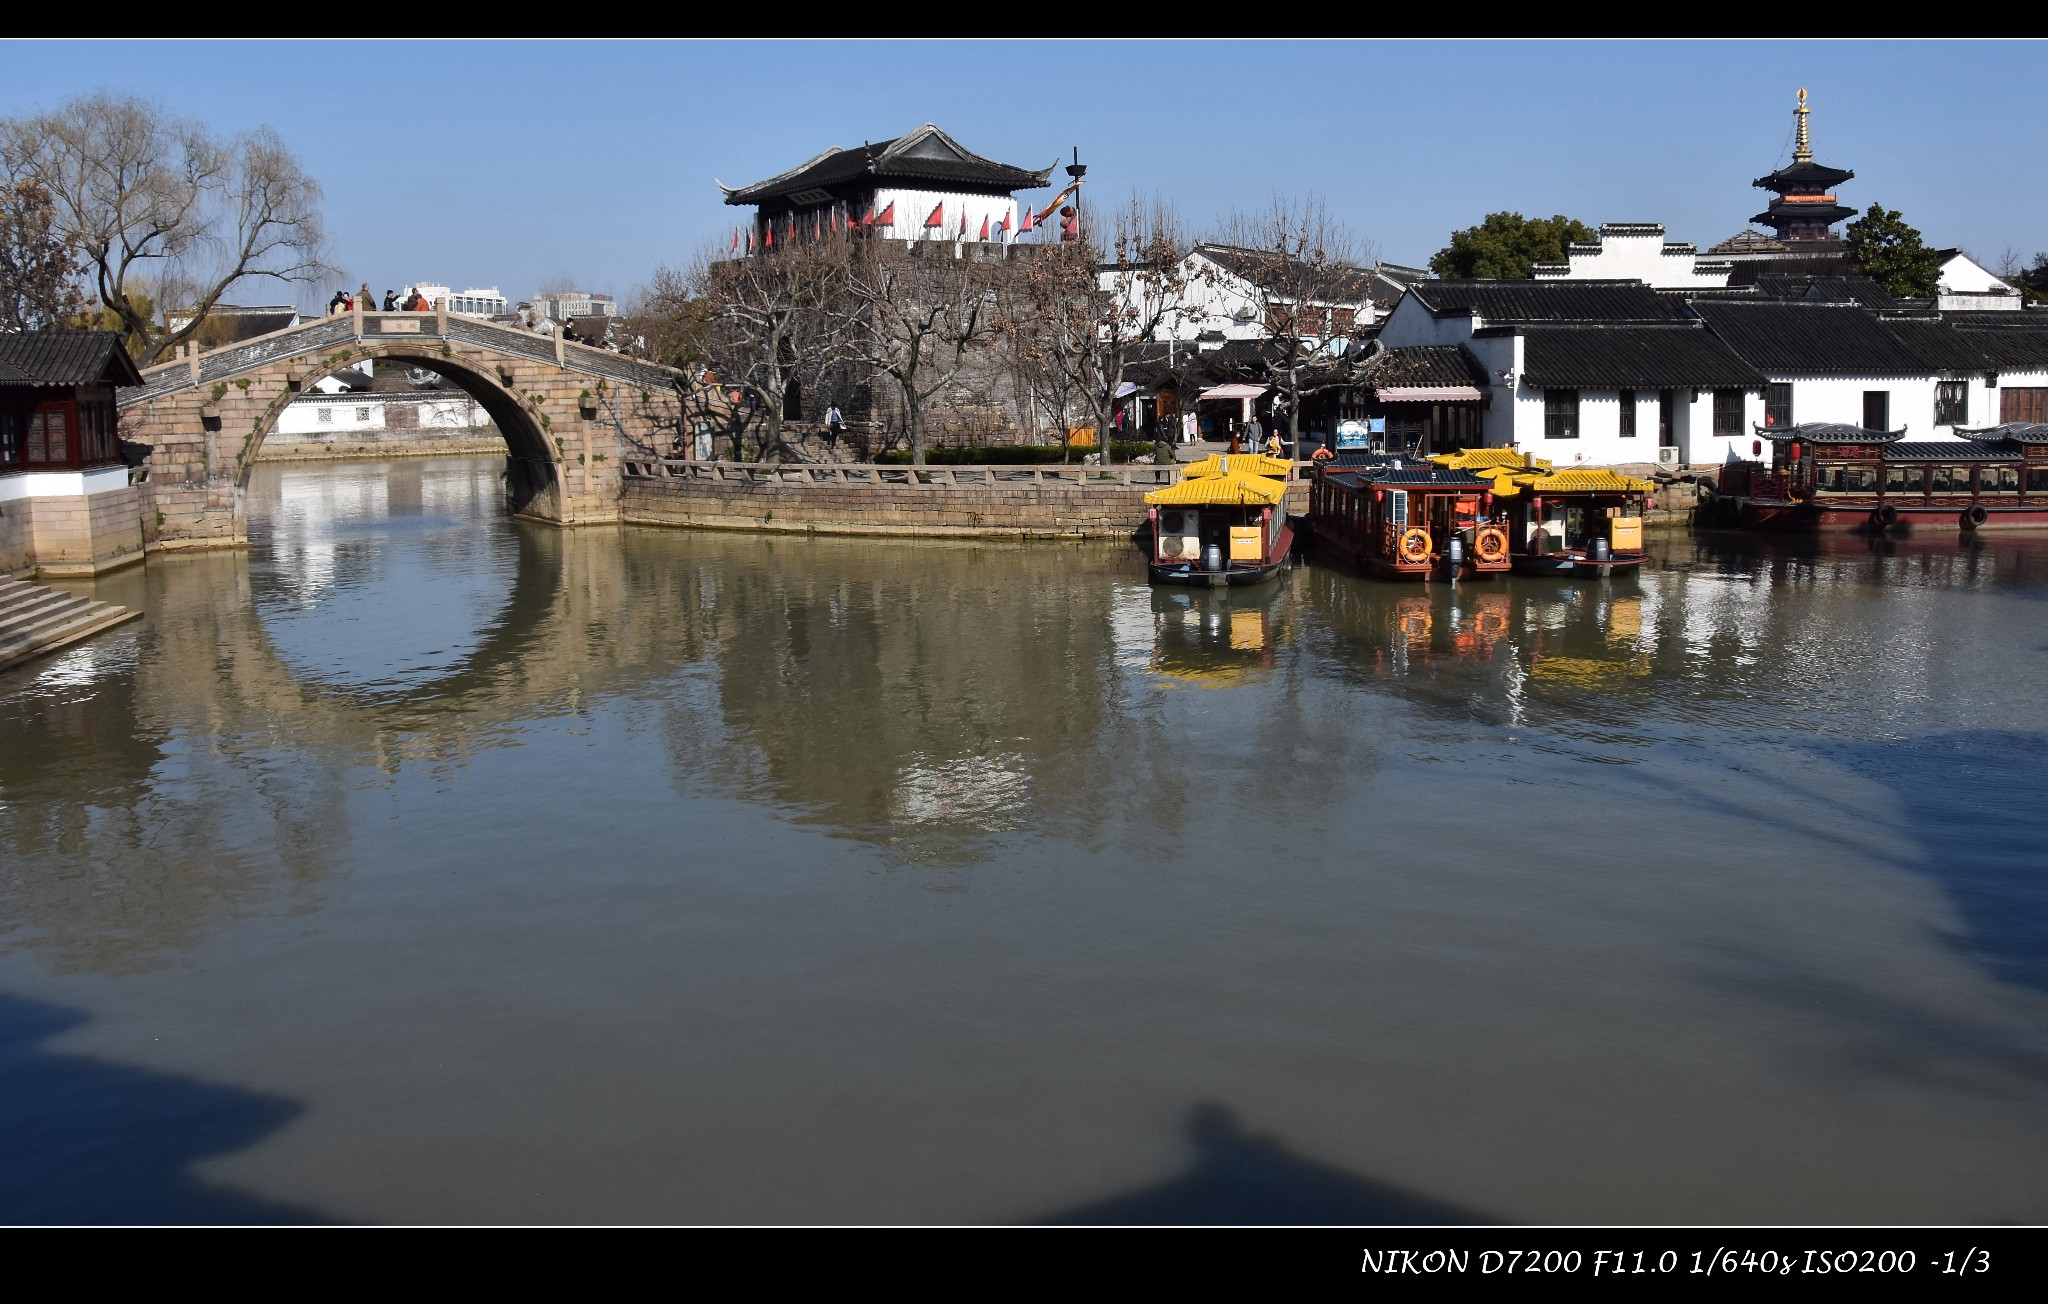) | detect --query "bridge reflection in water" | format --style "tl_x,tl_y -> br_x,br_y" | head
2,456 -> 2047,1224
